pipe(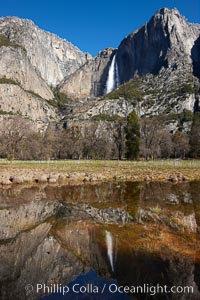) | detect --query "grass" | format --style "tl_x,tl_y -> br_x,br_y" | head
50,87 -> 73,108
1,159 -> 200,168
0,110 -> 15,115
0,77 -> 19,85
91,114 -> 124,122
1,159 -> 200,182
155,110 -> 193,123
0,77 -> 48,101
0,35 -> 26,52
1,159 -> 199,167
150,205 -> 162,214
26,90 -> 43,99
